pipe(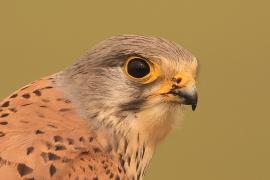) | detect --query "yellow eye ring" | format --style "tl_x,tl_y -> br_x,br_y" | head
123,57 -> 160,84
